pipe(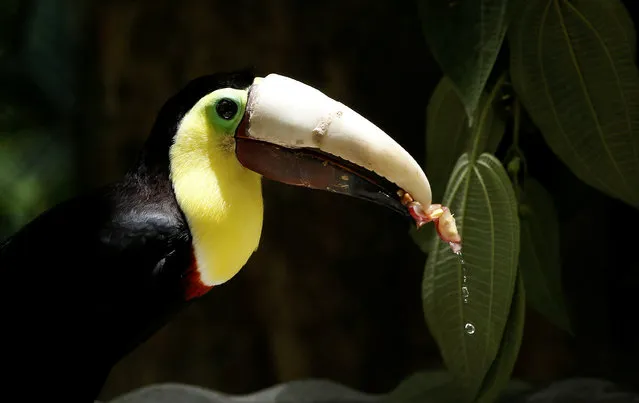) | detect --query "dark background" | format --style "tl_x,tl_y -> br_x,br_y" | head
0,0 -> 638,401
